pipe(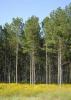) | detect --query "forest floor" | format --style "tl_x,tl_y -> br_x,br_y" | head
0,84 -> 71,100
